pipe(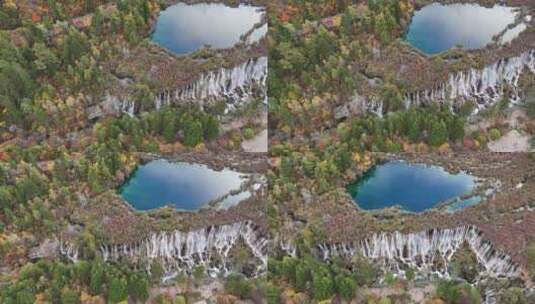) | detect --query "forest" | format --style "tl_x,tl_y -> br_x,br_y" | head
267,0 -> 535,303
0,0 -> 161,130
0,0 -> 264,302
2,0 -> 535,303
